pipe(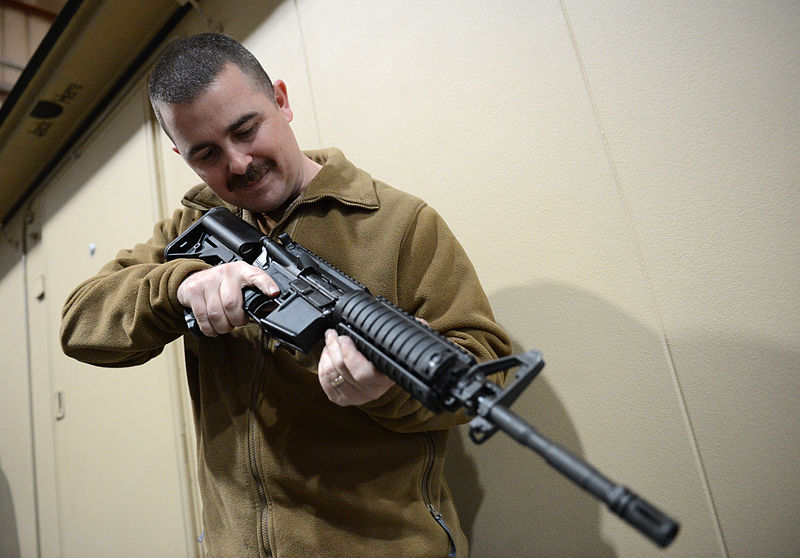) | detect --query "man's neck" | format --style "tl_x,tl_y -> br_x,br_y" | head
299,154 -> 323,191
259,197 -> 294,234
258,154 -> 322,234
